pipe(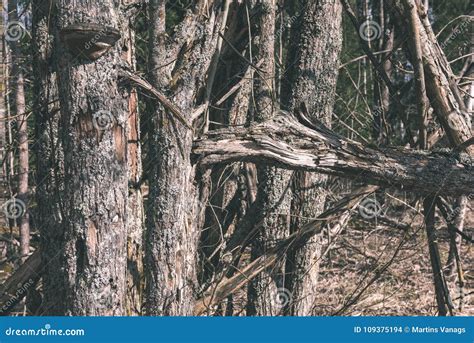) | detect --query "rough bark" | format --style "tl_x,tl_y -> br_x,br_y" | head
145,0 -> 223,315
246,0 -> 292,317
0,0 -> 7,230
281,0 -> 343,316
7,0 -> 29,262
0,0 -> 5,191
50,0 -> 131,315
193,114 -> 474,197
122,19 -> 144,316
